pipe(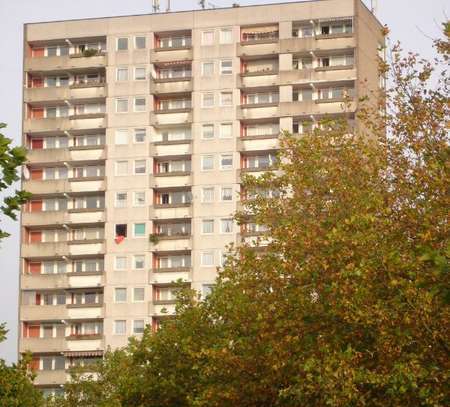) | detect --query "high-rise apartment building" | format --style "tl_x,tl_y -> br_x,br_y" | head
19,0 -> 383,396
